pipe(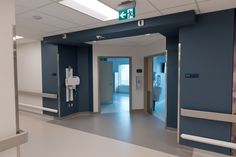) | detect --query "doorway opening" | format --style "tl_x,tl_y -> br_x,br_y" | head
99,57 -> 131,114
144,53 -> 167,124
